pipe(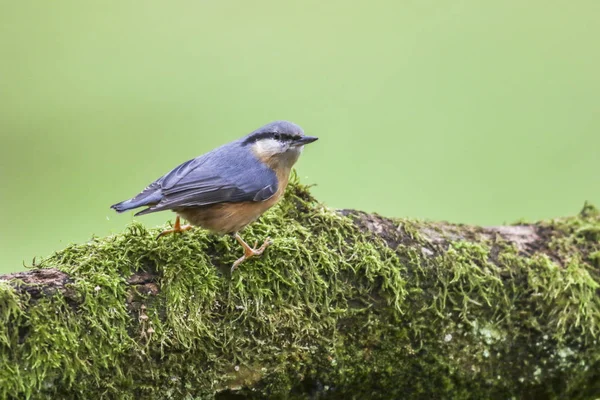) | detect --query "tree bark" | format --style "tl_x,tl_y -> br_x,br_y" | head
1,183 -> 599,399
